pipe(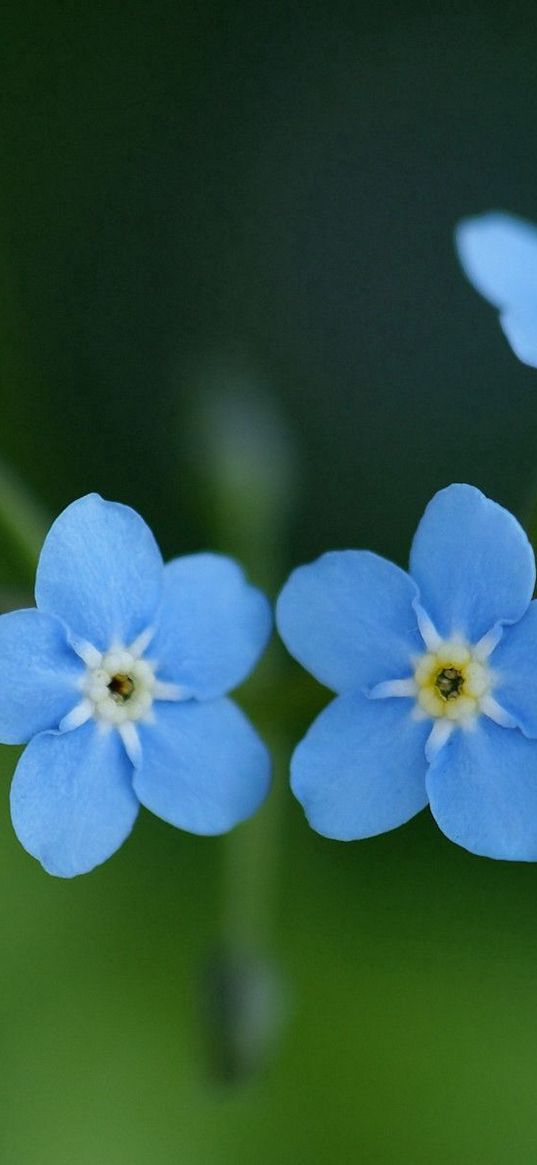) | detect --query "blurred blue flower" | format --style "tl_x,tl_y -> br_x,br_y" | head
455,210 -> 537,367
277,484 -> 537,861
0,494 -> 272,877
